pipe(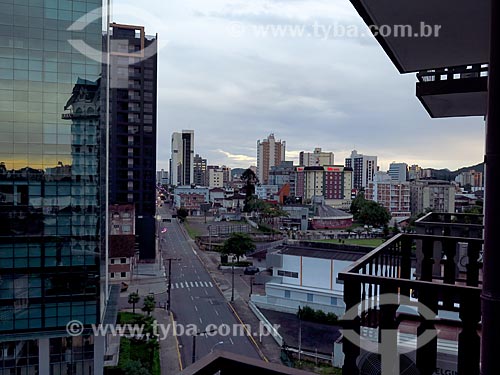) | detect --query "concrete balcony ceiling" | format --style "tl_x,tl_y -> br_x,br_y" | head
350,0 -> 490,73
